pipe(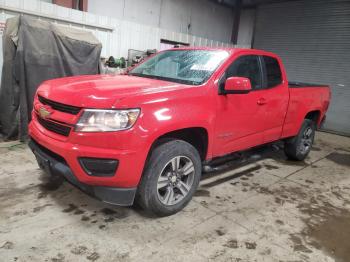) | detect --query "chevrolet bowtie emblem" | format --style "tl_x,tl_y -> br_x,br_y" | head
39,106 -> 51,119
